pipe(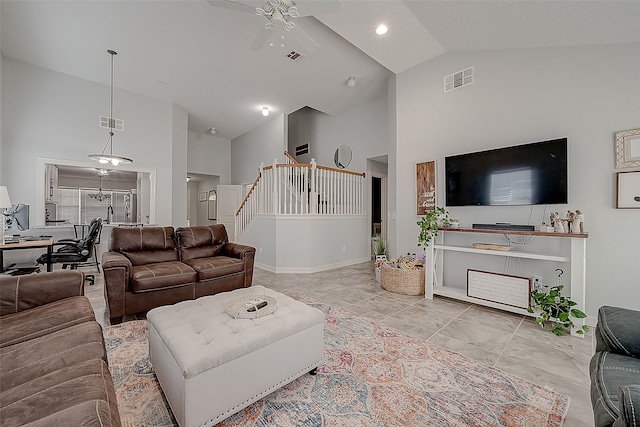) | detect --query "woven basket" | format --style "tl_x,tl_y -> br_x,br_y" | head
380,265 -> 425,296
